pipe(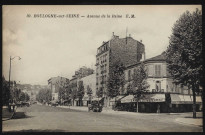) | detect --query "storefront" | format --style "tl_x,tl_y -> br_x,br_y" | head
120,95 -> 136,111
170,94 -> 202,112
82,96 -> 89,106
82,96 -> 93,106
74,98 -> 81,106
119,94 -> 167,113
110,96 -> 125,106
